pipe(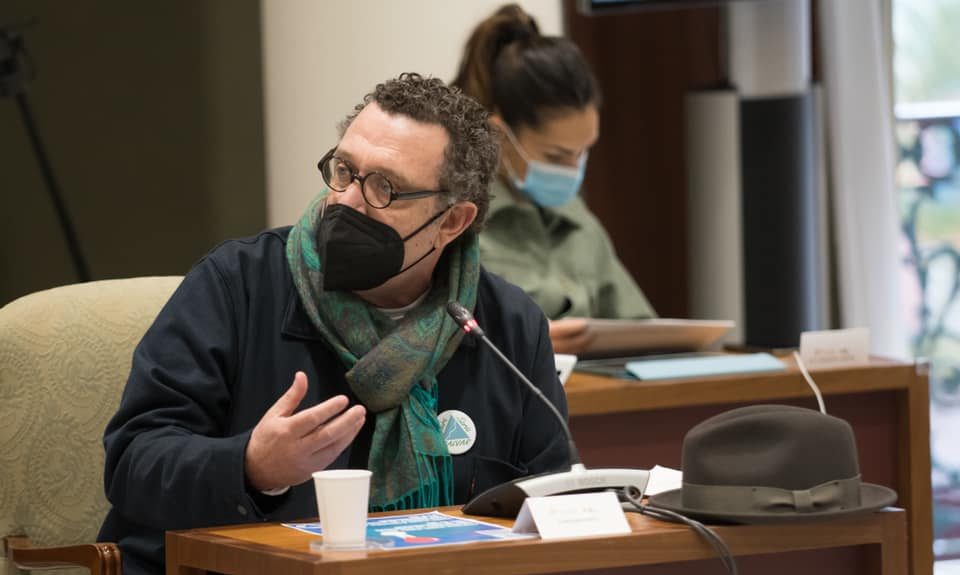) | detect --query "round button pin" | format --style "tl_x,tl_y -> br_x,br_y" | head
437,409 -> 477,455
